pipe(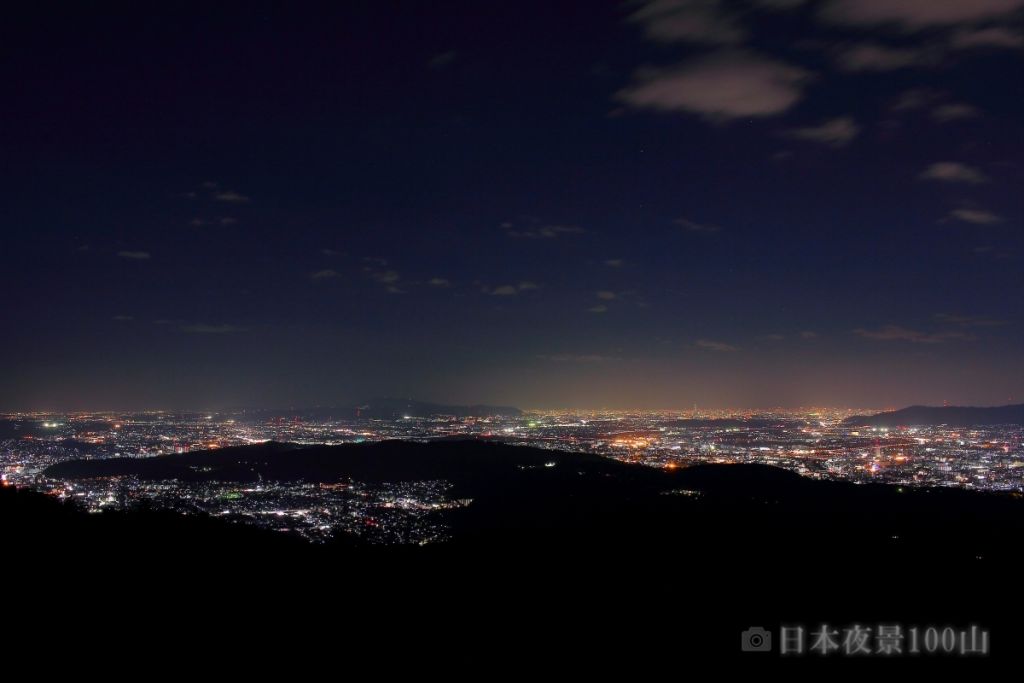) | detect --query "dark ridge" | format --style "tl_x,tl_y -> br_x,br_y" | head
844,403 -> 1024,427
672,462 -> 809,492
43,439 -> 640,486
41,440 -> 1024,558
16,439 -> 1024,661
0,420 -> 49,439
